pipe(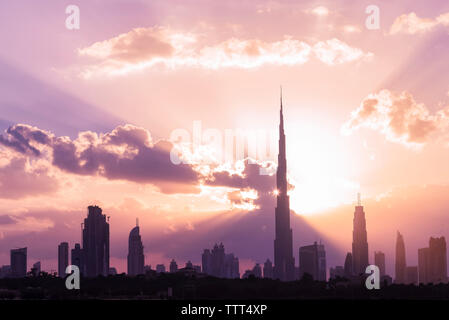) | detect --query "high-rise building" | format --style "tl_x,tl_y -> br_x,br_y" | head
10,247 -> 27,278
82,205 -> 110,277
263,259 -> 273,279
395,231 -> 407,284
211,243 -> 225,277
418,247 -> 430,284
273,90 -> 295,282
202,243 -> 239,278
169,259 -> 178,273
31,261 -> 41,277
419,237 -> 447,284
202,249 -> 212,275
429,237 -> 447,284
127,222 -> 145,276
344,252 -> 353,278
224,253 -> 240,279
58,242 -> 69,277
352,193 -> 369,276
299,241 -> 326,281
252,263 -> 262,278
71,243 -> 84,275
374,251 -> 386,277
405,266 -> 418,285
156,264 -> 166,273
